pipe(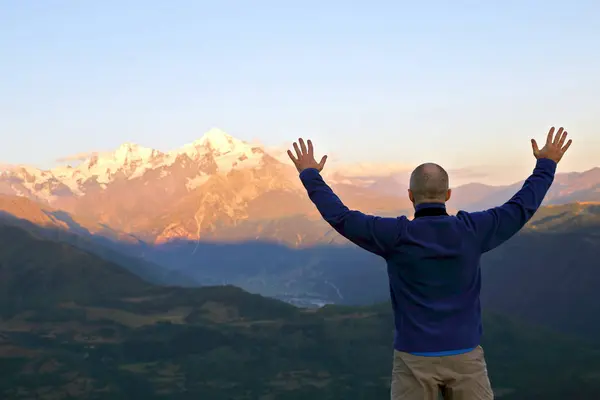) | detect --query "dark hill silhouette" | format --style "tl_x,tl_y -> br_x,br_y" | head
0,209 -> 168,285
0,224 -> 154,321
